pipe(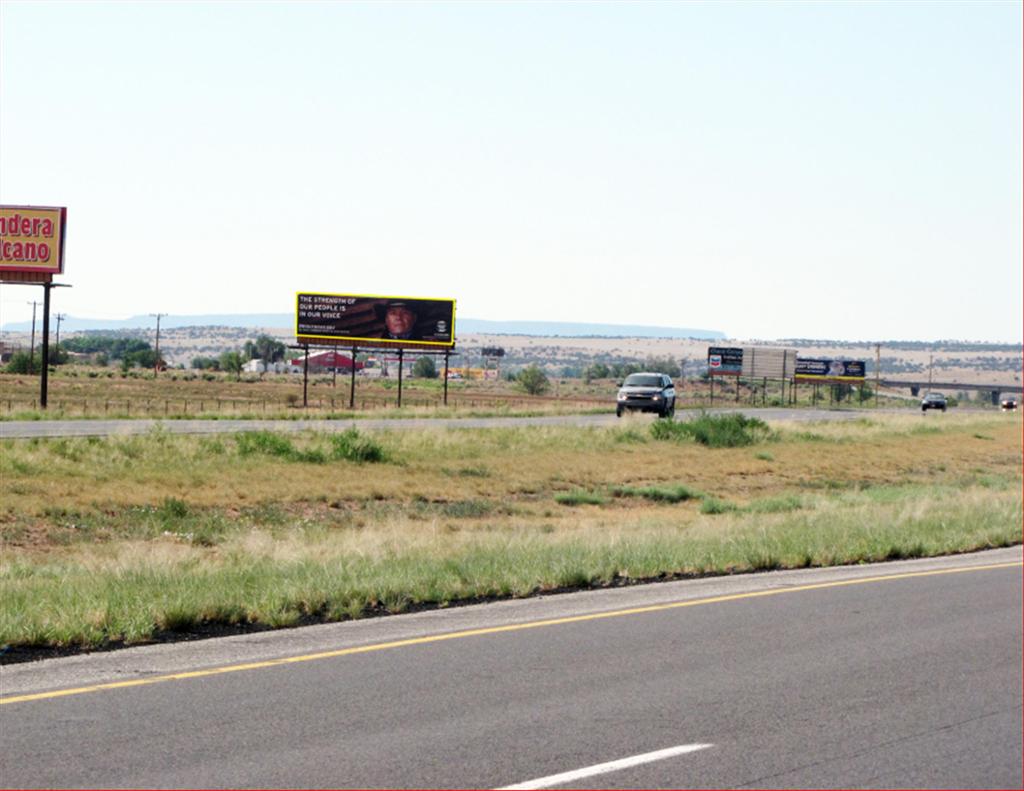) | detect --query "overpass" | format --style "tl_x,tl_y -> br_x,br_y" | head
879,379 -> 1023,404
